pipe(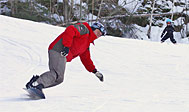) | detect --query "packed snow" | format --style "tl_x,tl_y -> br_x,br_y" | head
0,15 -> 189,112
